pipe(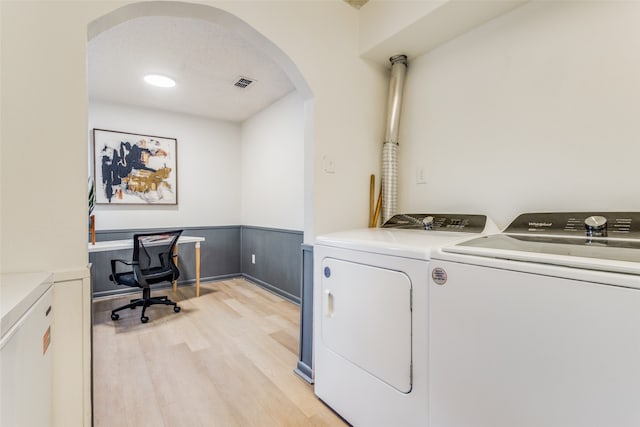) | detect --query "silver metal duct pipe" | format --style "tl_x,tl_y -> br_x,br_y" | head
381,54 -> 408,224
